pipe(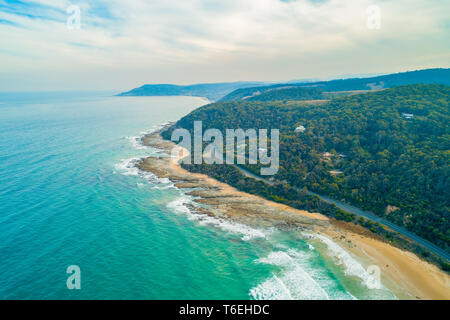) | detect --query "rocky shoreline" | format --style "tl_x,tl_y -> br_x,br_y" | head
137,128 -> 329,230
